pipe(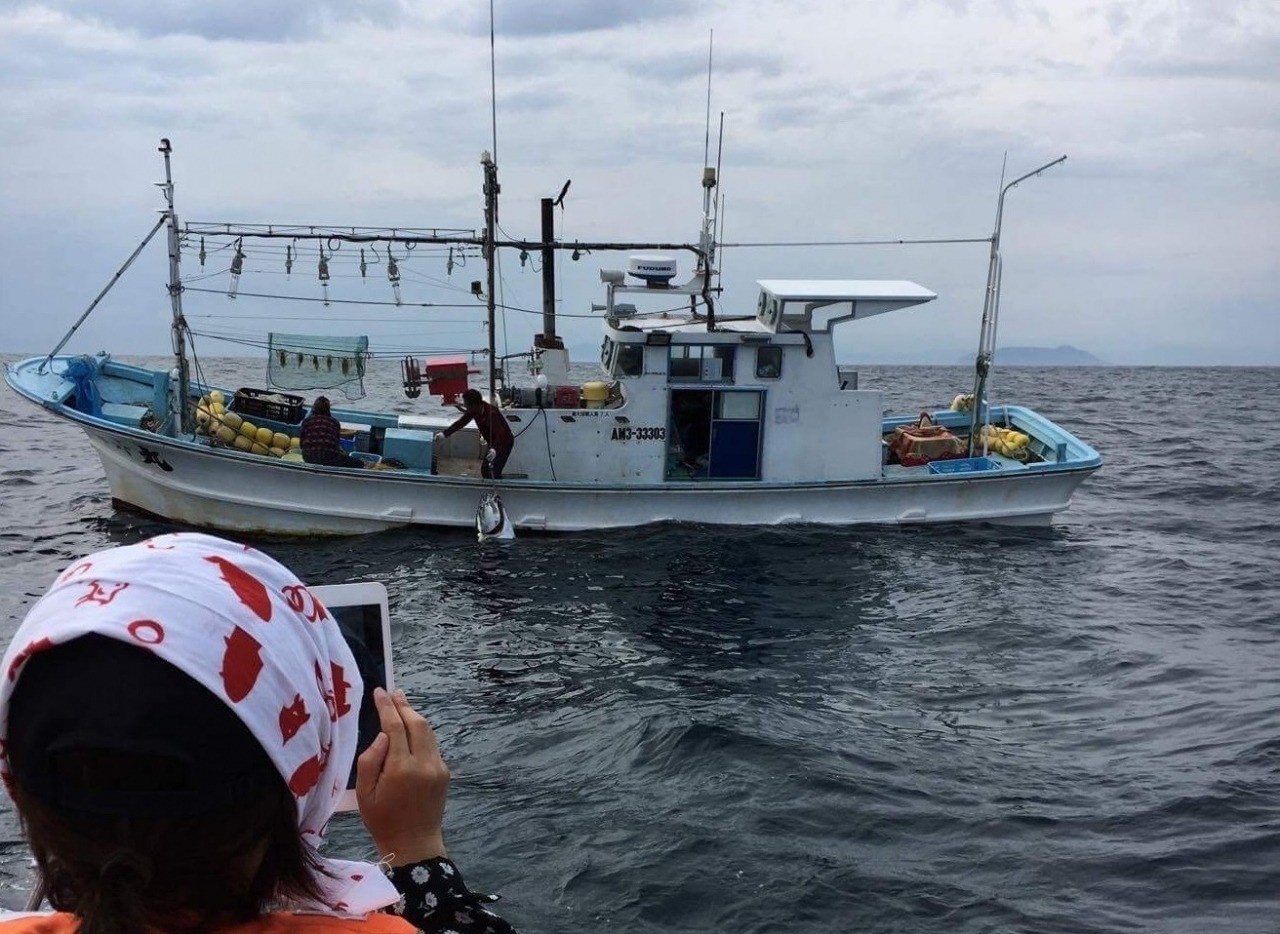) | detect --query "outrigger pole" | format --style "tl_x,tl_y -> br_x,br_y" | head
968,154 -> 1066,455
